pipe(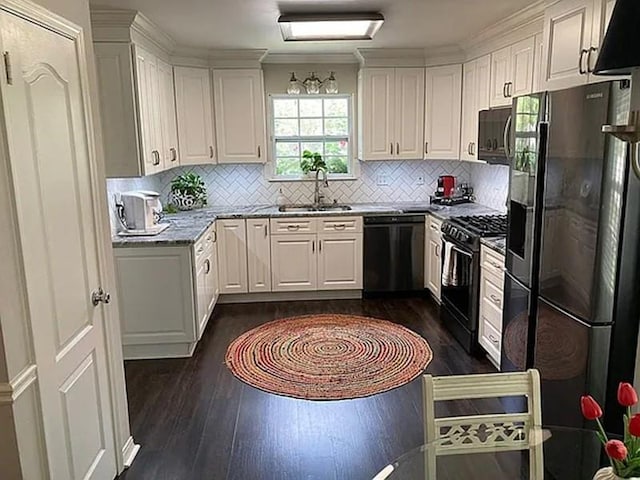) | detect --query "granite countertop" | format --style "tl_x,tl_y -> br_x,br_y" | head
112,202 -> 504,247
480,236 -> 507,256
